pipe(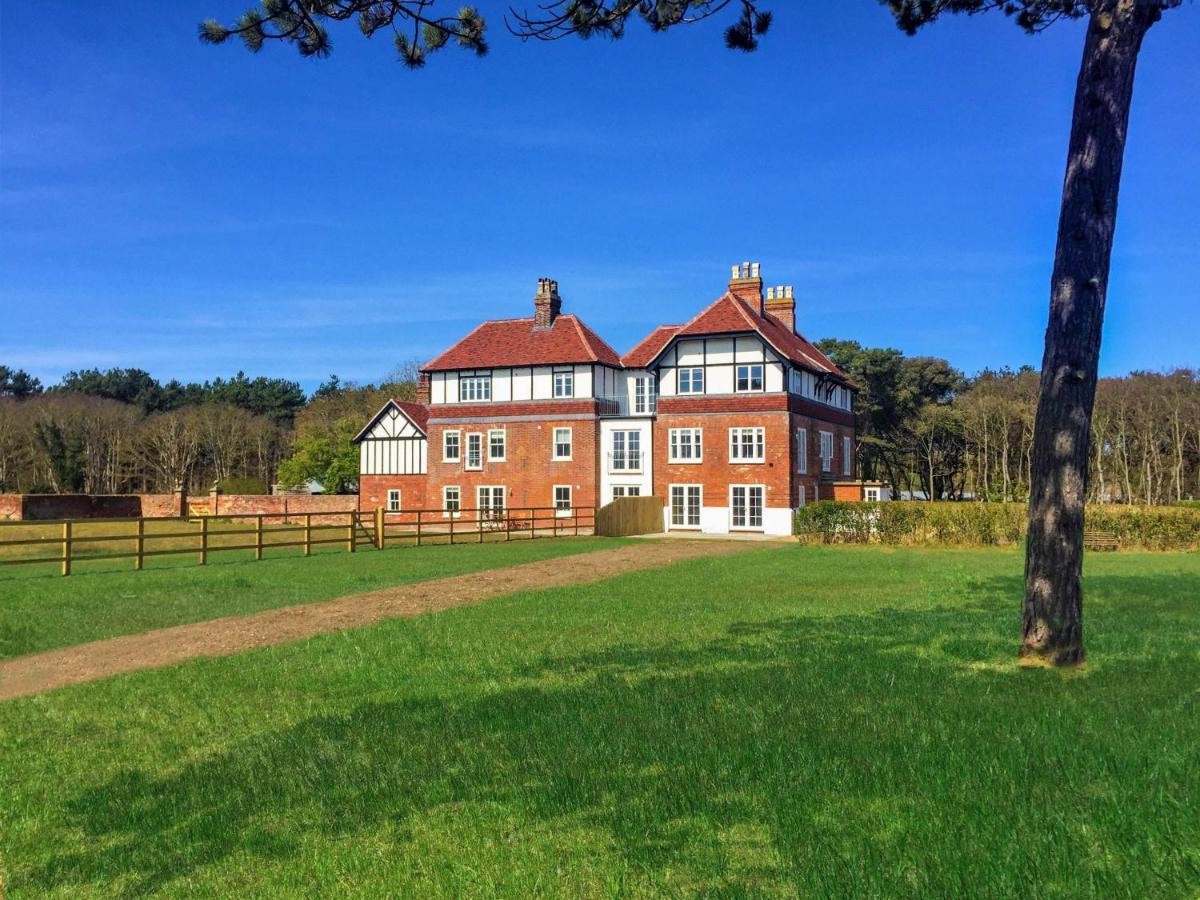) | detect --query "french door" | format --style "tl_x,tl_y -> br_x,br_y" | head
670,485 -> 701,528
477,486 -> 505,519
730,485 -> 764,530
